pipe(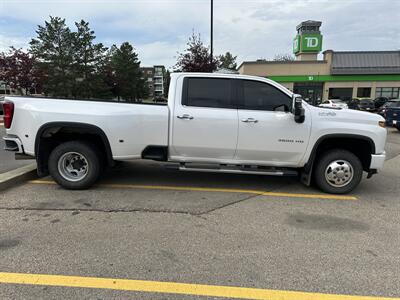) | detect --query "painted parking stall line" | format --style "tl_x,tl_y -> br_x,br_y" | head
0,272 -> 397,300
28,180 -> 358,200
